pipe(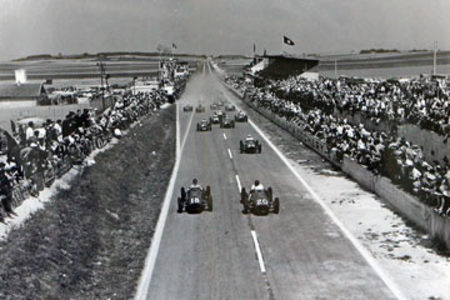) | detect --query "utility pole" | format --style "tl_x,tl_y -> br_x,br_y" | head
334,59 -> 338,78
97,61 -> 106,111
433,40 -> 437,76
